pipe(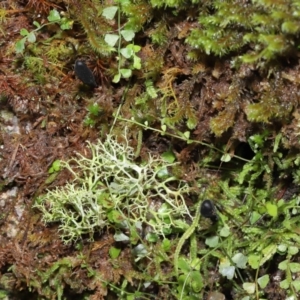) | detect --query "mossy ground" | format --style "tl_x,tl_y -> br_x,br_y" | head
1,0 -> 300,299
